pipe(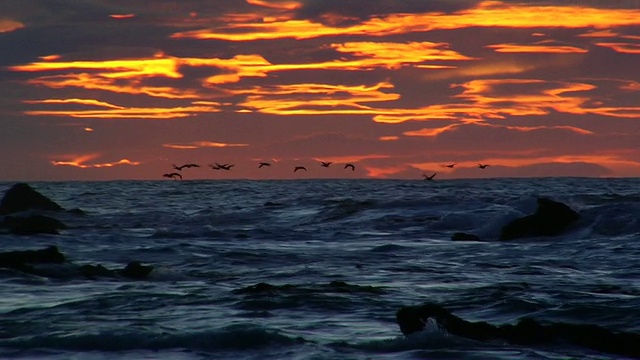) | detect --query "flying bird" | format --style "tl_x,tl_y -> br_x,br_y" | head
258,162 -> 271,168
320,161 -> 332,167
443,163 -> 456,168
423,173 -> 436,181
478,164 -> 490,169
344,163 -> 355,171
294,166 -> 307,172
163,172 -> 182,180
210,163 -> 234,170
173,163 -> 199,171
